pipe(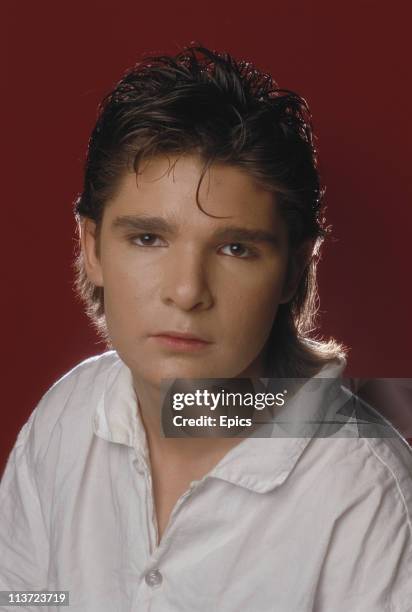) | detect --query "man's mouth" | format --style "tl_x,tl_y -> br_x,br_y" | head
150,330 -> 212,351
